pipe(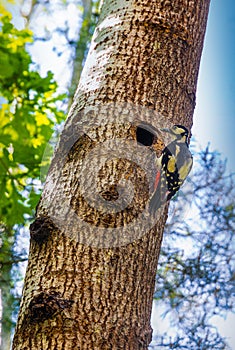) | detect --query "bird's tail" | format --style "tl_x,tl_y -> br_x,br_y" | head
149,185 -> 162,215
149,175 -> 169,215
